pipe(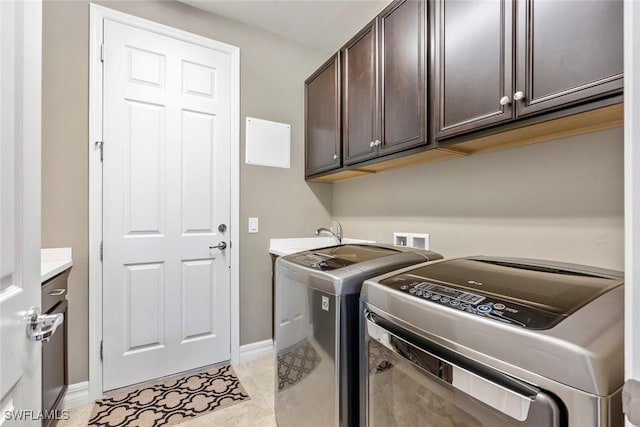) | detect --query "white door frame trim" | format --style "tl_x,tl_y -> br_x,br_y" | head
88,4 -> 241,401
624,1 -> 640,425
